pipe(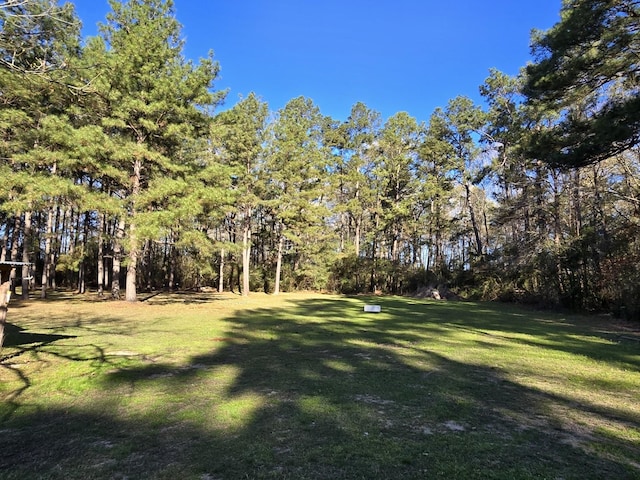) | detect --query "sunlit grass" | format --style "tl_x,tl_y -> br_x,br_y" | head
1,291 -> 639,479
